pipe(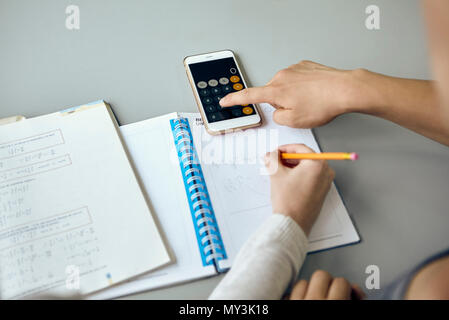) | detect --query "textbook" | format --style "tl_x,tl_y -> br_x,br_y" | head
93,103 -> 360,299
0,101 -> 170,299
